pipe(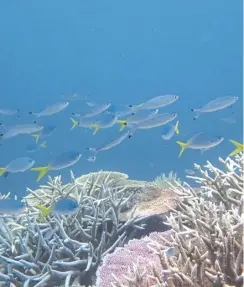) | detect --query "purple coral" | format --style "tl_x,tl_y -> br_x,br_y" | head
96,230 -> 173,287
